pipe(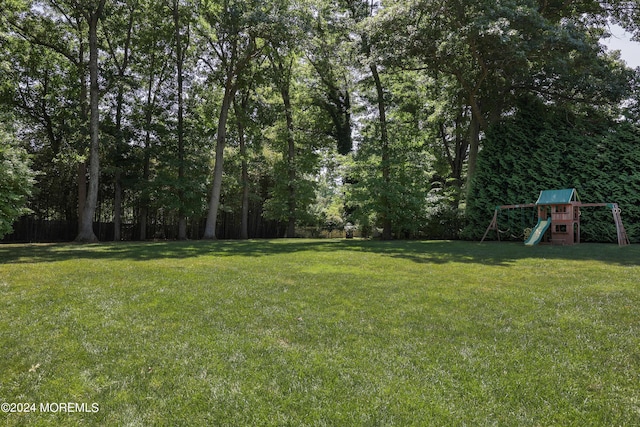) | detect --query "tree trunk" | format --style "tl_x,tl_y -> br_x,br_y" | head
240,144 -> 250,240
113,86 -> 125,242
77,161 -> 87,232
114,172 -> 122,241
110,7 -> 135,242
139,206 -> 148,240
174,0 -> 188,240
440,99 -> 468,208
76,31 -> 88,238
235,99 -> 250,240
203,80 -> 235,240
178,217 -> 187,240
465,109 -> 481,196
281,84 -> 296,238
370,63 -> 392,240
75,5 -> 104,243
139,38 -> 159,241
140,132 -> 151,240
